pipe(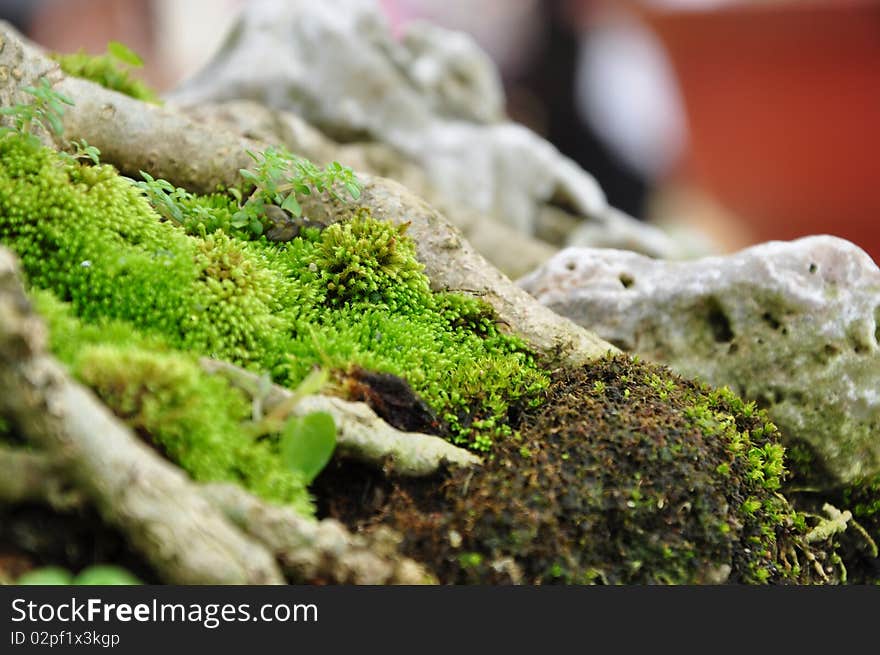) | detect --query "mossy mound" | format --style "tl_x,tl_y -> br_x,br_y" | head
330,355 -> 838,584
51,47 -> 161,103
